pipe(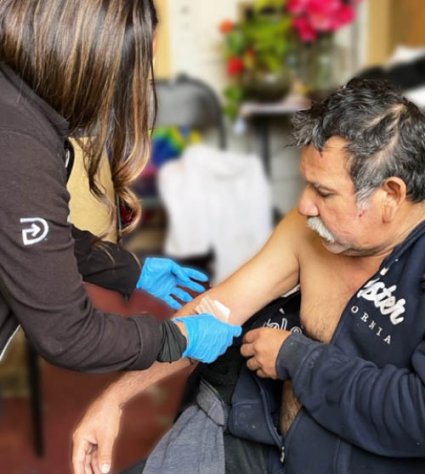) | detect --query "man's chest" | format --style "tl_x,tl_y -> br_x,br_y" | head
298,256 -> 425,368
299,259 -> 376,343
